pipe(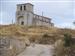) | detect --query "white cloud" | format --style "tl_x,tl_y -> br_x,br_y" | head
0,12 -> 2,24
0,11 -> 13,25
55,22 -> 75,29
1,0 -> 73,2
